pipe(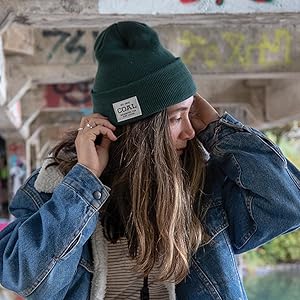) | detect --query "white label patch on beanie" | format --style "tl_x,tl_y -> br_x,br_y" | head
112,96 -> 142,123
